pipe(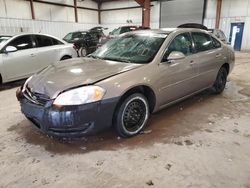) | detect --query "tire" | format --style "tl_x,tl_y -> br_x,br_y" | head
212,67 -> 228,94
114,93 -> 150,138
60,56 -> 71,61
79,47 -> 88,57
